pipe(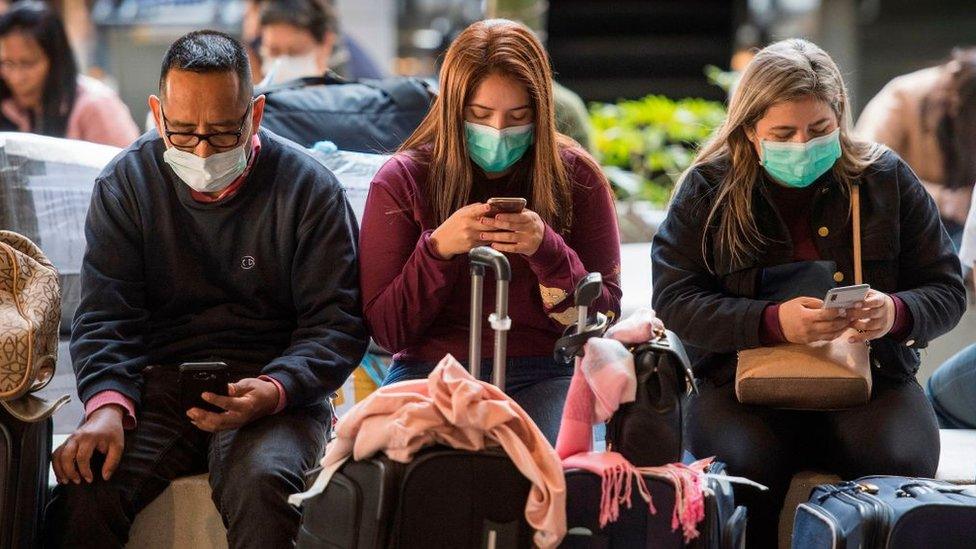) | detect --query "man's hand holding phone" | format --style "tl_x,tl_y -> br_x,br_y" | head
186,377 -> 280,432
